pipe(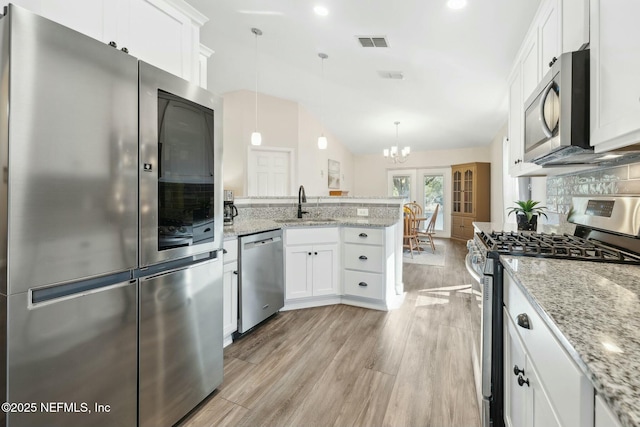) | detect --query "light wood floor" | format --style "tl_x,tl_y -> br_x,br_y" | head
179,238 -> 480,427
